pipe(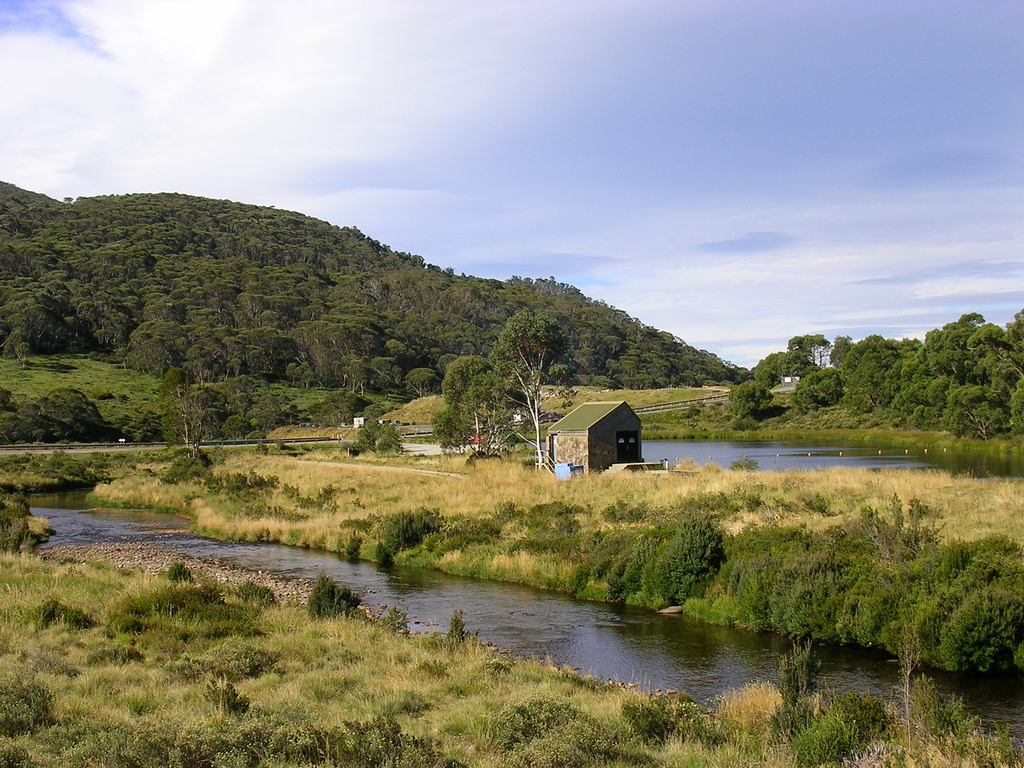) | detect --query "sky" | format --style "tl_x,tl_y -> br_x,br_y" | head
1,0 -> 1022,368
